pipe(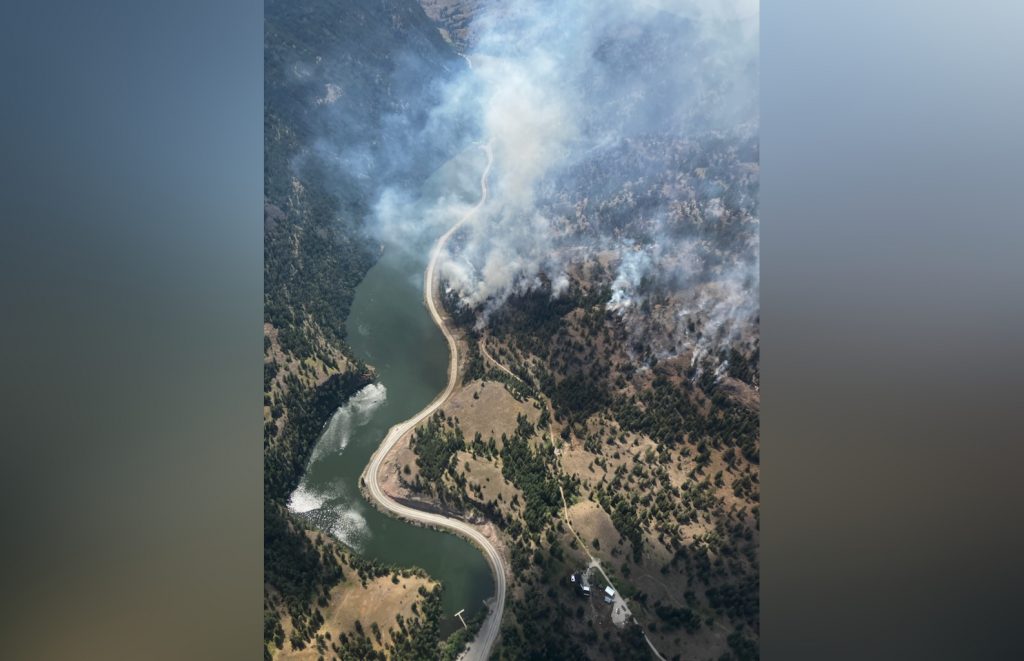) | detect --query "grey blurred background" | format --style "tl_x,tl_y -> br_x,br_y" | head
0,2 -> 262,660
762,1 -> 1024,659
0,1 -> 1020,659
